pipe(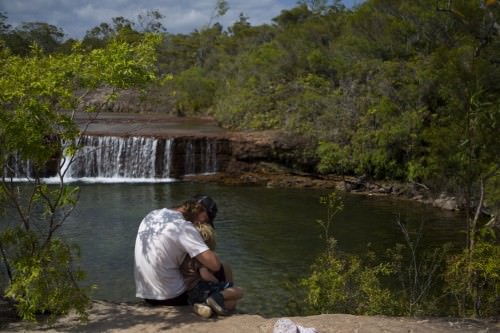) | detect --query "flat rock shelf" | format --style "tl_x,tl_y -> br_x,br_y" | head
2,300 -> 499,333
